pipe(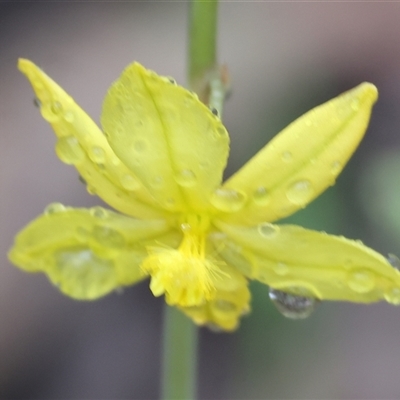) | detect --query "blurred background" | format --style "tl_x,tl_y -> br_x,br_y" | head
2,1 -> 400,399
